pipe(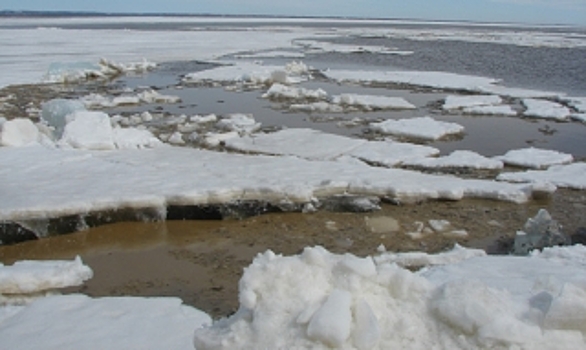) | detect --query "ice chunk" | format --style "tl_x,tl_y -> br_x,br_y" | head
59,111 -> 115,150
498,162 -> 586,190
523,99 -> 571,120
443,95 -> 502,110
495,147 -> 573,169
167,131 -> 185,145
190,114 -> 217,124
137,89 -> 181,104
370,116 -> 464,140
403,150 -> 504,170
332,93 -> 416,110
429,219 -> 452,232
352,300 -> 380,350
513,209 -> 569,255
307,289 -> 353,347
375,244 -> 486,268
262,83 -> 327,101
216,114 -> 261,134
0,256 -> 92,294
41,99 -> 86,138
198,131 -> 239,147
43,61 -> 103,83
0,119 -> 39,147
